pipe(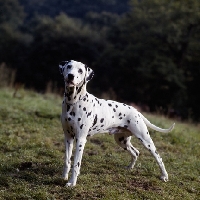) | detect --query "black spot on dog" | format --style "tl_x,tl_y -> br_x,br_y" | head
119,117 -> 123,120
79,105 -> 81,108
83,107 -> 86,111
67,105 -> 71,112
112,116 -> 114,118
131,147 -> 139,156
108,103 -> 112,107
101,125 -> 104,127
68,117 -> 71,121
77,162 -> 80,167
113,108 -> 116,112
77,82 -> 84,94
95,98 -> 100,104
92,115 -> 97,127
87,112 -> 92,118
127,120 -> 130,123
115,105 -> 118,108
124,147 -> 127,150
71,134 -> 75,139
79,145 -> 82,147
124,125 -> 128,128
66,90 -> 73,101
119,113 -> 122,116
138,138 -> 143,142
131,146 -> 134,151
100,118 -> 104,123
155,150 -> 158,155
80,124 -> 84,129
78,118 -> 81,121
70,112 -> 75,116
